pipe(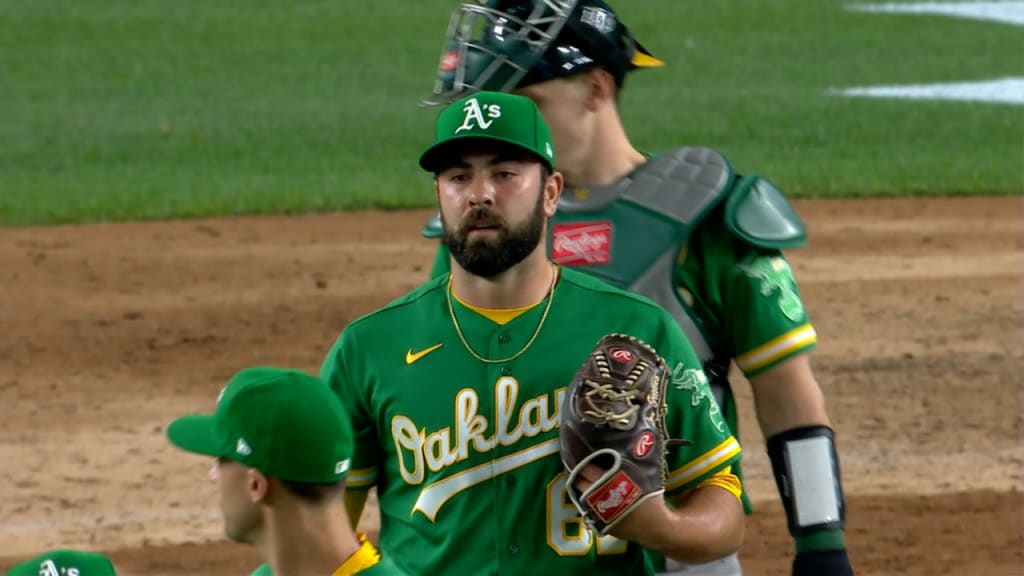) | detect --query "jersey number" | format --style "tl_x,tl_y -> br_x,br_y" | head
546,472 -> 628,556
